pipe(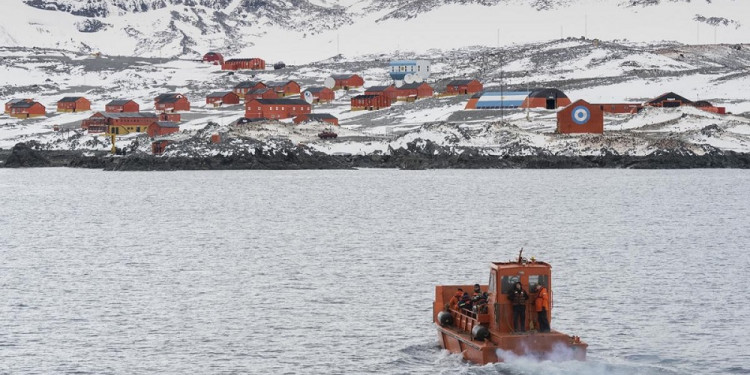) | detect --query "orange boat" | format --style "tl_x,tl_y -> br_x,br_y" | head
433,251 -> 587,364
